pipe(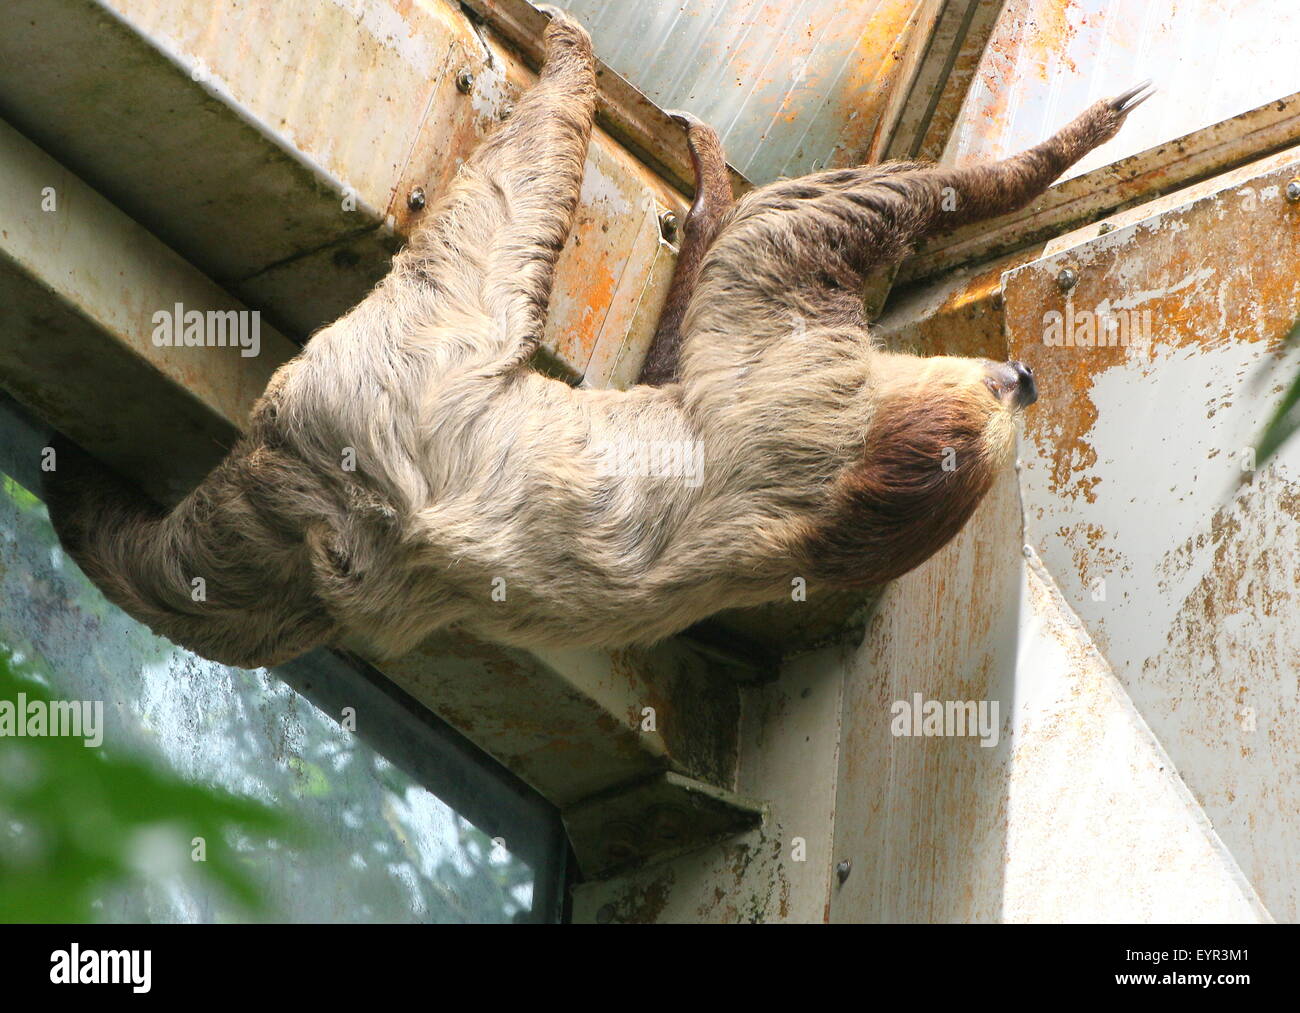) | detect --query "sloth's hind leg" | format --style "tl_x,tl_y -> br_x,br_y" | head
386,8 -> 596,366
638,112 -> 734,387
678,83 -> 1152,376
